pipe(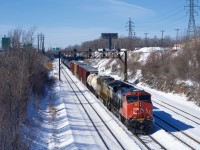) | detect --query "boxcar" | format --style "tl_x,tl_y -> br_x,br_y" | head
70,61 -> 84,77
78,64 -> 98,85
70,61 -> 74,74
